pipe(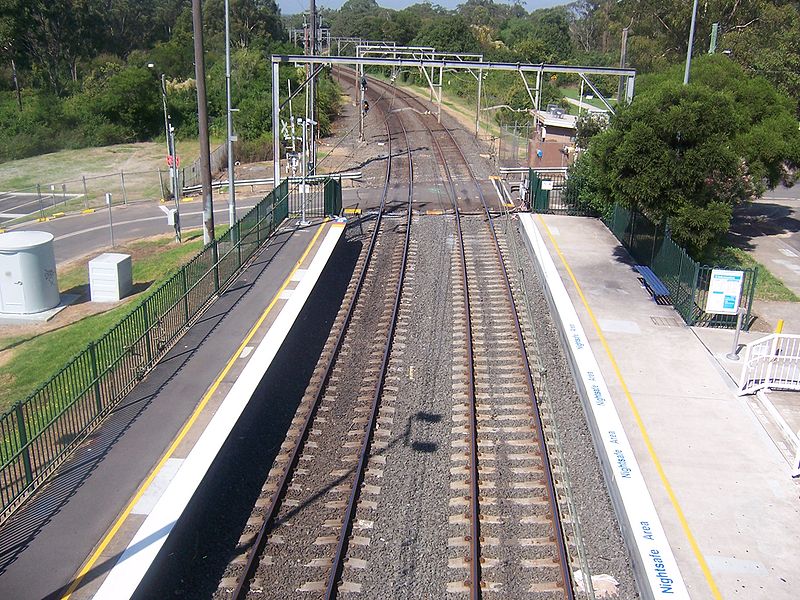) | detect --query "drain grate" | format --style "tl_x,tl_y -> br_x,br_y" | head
650,316 -> 683,328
